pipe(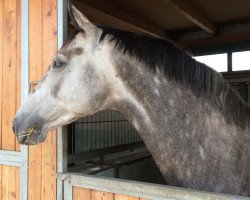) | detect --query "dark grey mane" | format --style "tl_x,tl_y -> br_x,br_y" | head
99,27 -> 250,128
